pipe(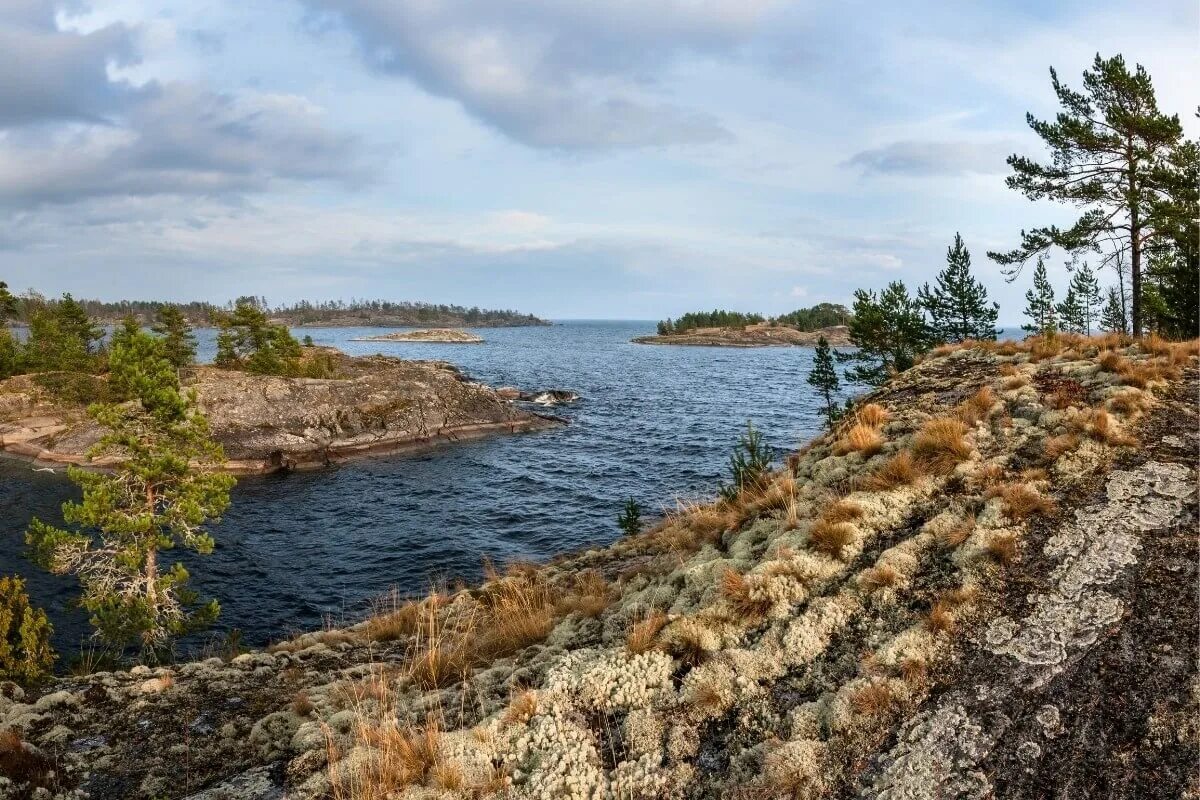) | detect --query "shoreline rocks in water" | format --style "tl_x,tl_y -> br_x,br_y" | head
2,336 -> 1196,800
0,350 -> 562,474
633,323 -> 852,347
349,328 -> 485,344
